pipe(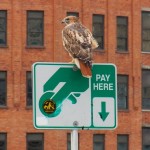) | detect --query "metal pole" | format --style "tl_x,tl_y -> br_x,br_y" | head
71,129 -> 78,150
